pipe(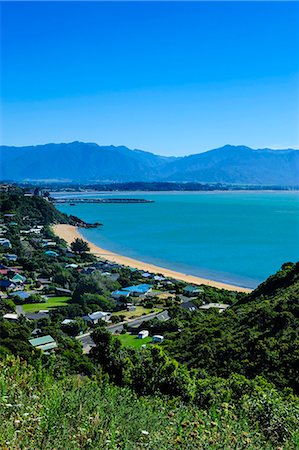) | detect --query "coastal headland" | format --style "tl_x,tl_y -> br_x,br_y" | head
53,224 -> 252,293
